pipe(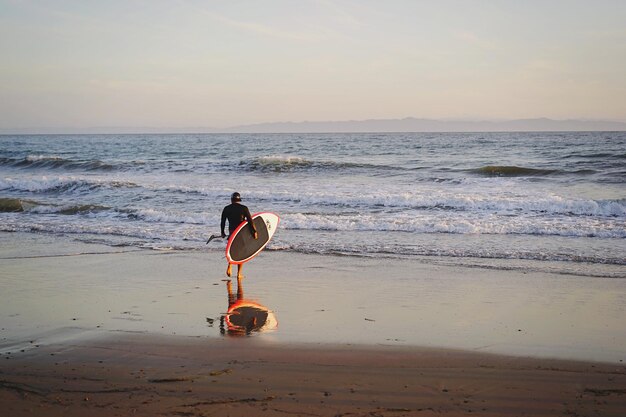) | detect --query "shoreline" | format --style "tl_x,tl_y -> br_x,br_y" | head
2,231 -> 626,363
